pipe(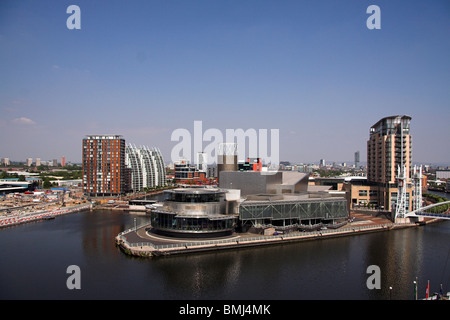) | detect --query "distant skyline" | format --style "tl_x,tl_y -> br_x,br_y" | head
1,1 -> 449,165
